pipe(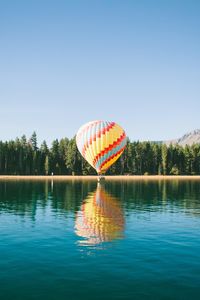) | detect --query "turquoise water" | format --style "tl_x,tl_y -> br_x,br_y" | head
0,180 -> 200,300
